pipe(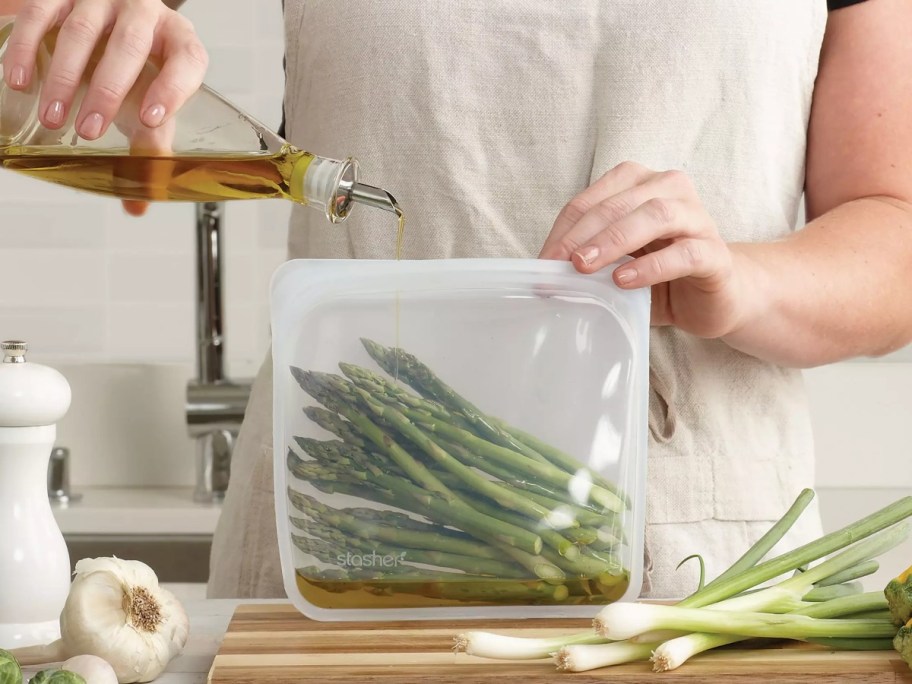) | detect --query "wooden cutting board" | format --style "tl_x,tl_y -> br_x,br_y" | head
208,603 -> 912,683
